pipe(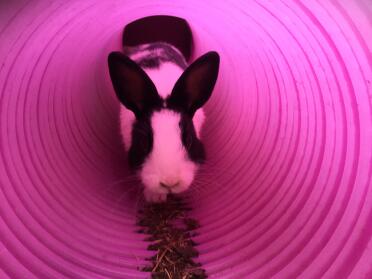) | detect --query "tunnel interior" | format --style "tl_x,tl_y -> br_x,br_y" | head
0,1 -> 372,278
